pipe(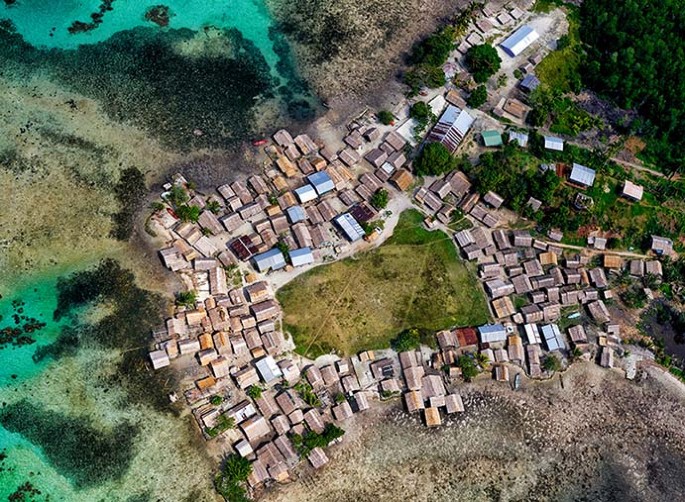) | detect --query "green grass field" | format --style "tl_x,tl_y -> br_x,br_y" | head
277,210 -> 490,357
